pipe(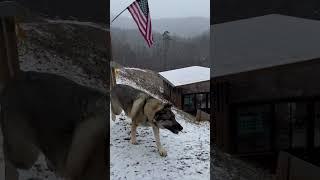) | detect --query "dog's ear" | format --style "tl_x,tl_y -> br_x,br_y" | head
164,102 -> 173,109
130,94 -> 148,119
